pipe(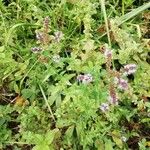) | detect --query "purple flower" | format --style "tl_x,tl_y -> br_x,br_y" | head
114,77 -> 128,91
82,74 -> 93,84
104,48 -> 112,58
77,75 -> 84,82
118,78 -> 128,90
54,31 -> 64,42
31,47 -> 42,53
124,64 -> 137,75
52,55 -> 61,63
77,74 -> 93,84
100,103 -> 109,112
108,95 -> 118,105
